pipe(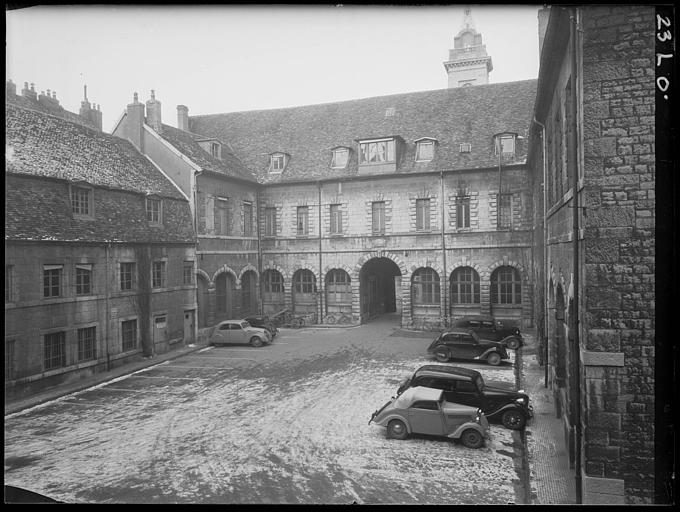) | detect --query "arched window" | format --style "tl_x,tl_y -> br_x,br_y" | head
262,269 -> 284,296
325,269 -> 351,305
293,269 -> 316,294
450,267 -> 480,304
411,268 -> 440,304
490,266 -> 521,304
